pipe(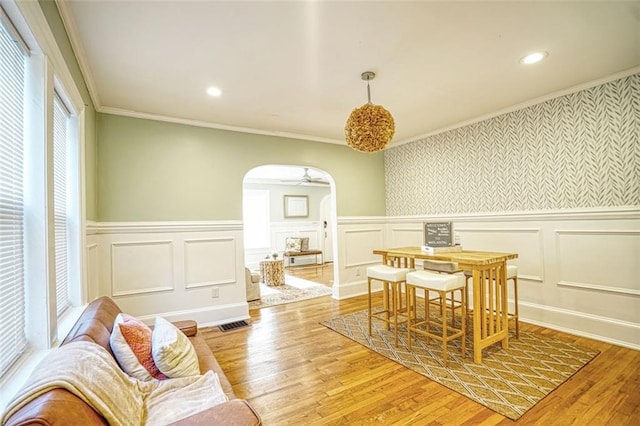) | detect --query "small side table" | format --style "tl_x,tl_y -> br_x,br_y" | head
260,259 -> 285,286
